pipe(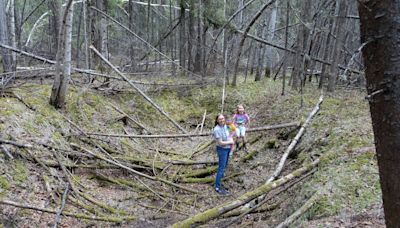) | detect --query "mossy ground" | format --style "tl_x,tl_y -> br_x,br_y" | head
0,76 -> 380,227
